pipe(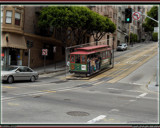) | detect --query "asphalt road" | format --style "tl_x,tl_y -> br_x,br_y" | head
1,42 -> 159,124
